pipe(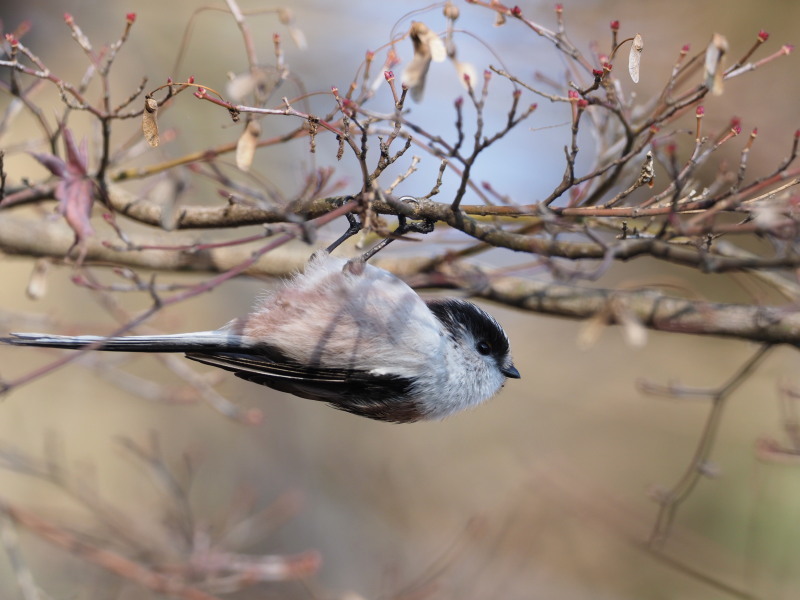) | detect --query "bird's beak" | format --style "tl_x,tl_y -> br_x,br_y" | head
501,363 -> 521,379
